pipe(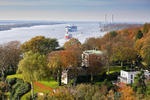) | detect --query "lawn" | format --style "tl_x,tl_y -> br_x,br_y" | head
106,66 -> 122,75
6,74 -> 59,100
7,74 -> 22,79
